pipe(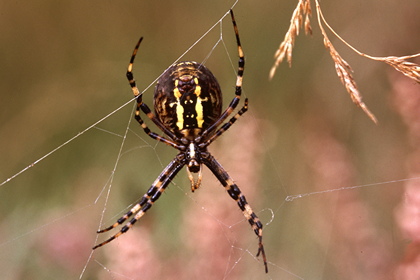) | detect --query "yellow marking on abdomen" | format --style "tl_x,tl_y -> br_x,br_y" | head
173,80 -> 184,130
193,77 -> 206,128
